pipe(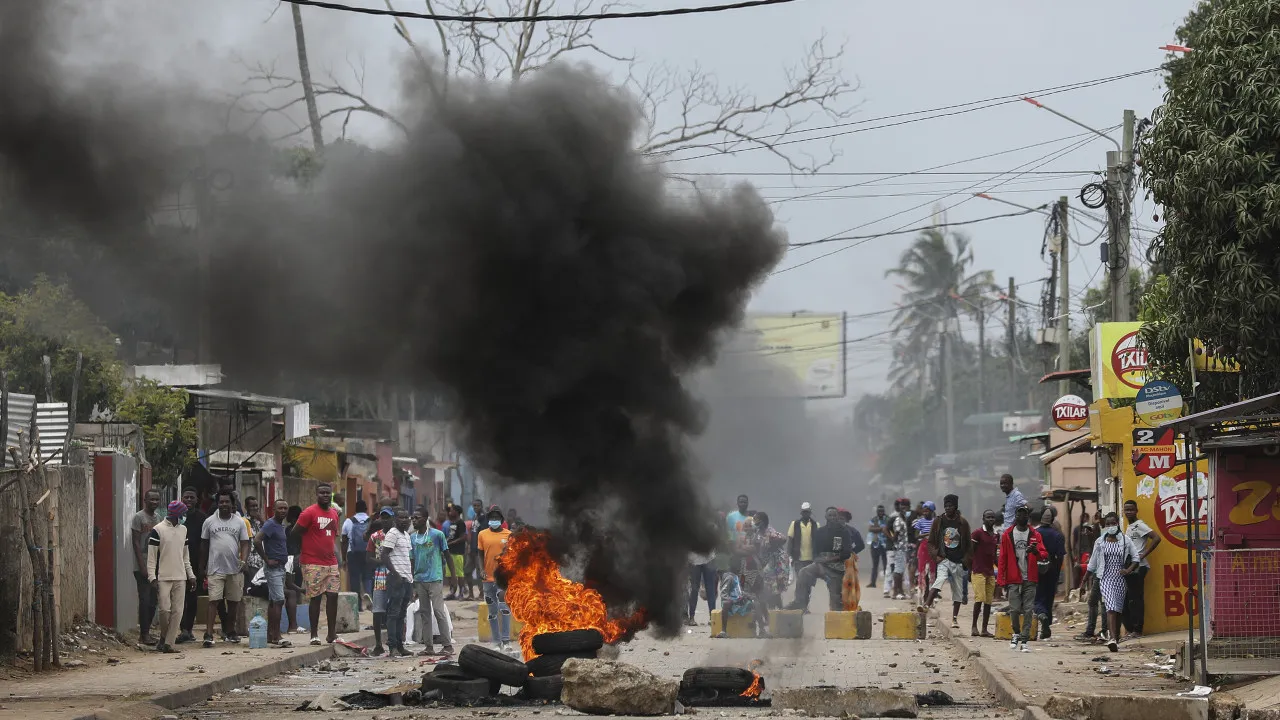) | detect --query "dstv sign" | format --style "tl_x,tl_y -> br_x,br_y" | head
1052,394 -> 1089,432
